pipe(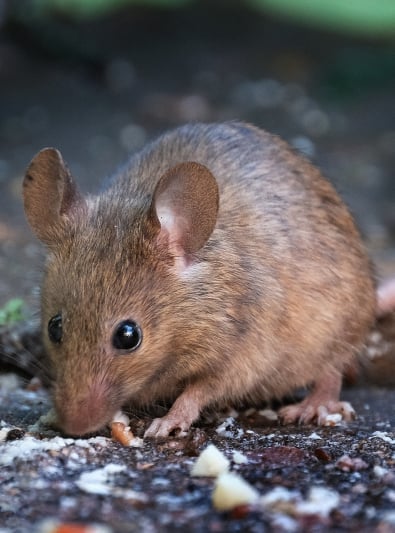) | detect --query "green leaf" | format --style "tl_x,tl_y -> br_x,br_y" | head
249,0 -> 395,37
0,298 -> 26,326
